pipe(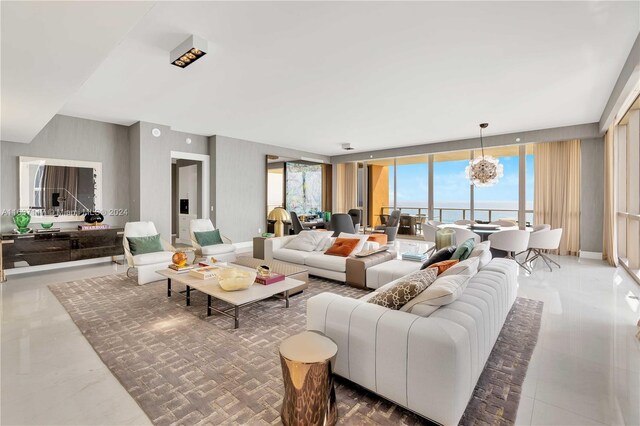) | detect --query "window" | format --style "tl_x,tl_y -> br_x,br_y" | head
433,151 -> 471,222
474,146 -> 520,222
